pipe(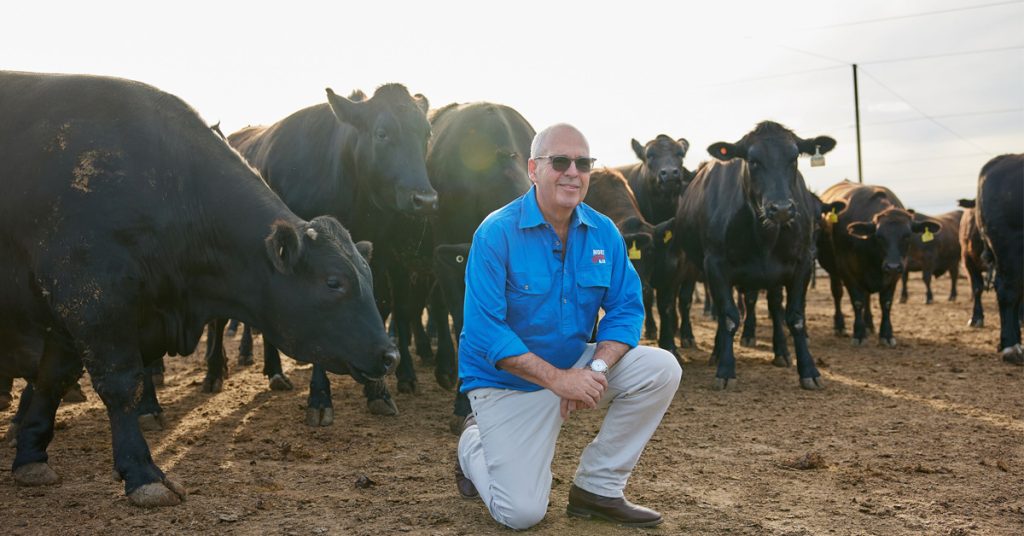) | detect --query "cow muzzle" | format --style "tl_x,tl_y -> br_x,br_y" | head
657,168 -> 683,193
765,199 -> 795,225
383,346 -> 400,375
409,191 -> 439,214
883,262 -> 903,274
